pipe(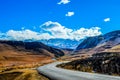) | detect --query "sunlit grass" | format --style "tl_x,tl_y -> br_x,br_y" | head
0,69 -> 49,80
